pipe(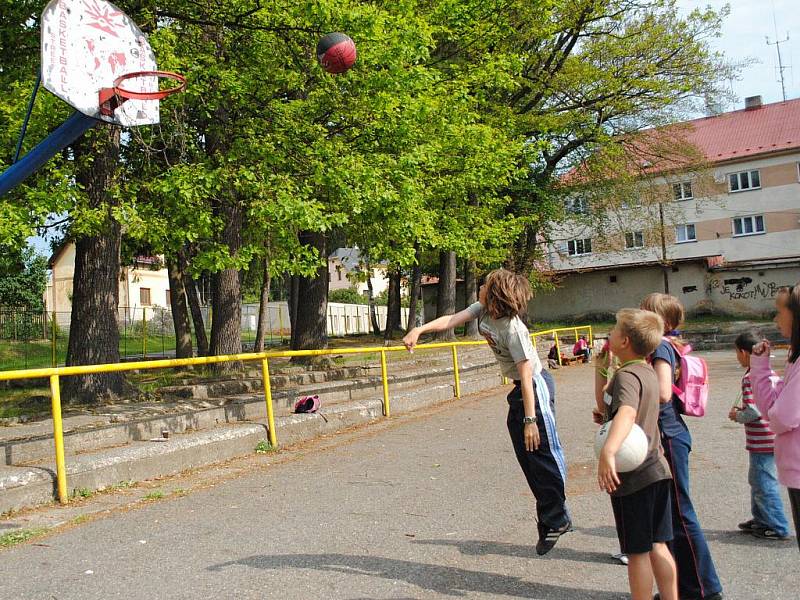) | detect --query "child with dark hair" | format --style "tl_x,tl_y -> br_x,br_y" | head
729,331 -> 790,541
403,268 -> 570,555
